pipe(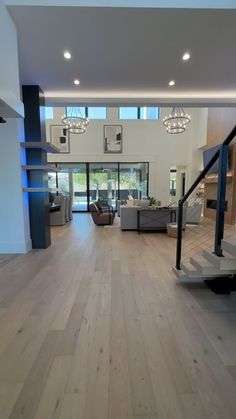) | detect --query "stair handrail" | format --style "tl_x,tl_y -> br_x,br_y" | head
176,125 -> 236,270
